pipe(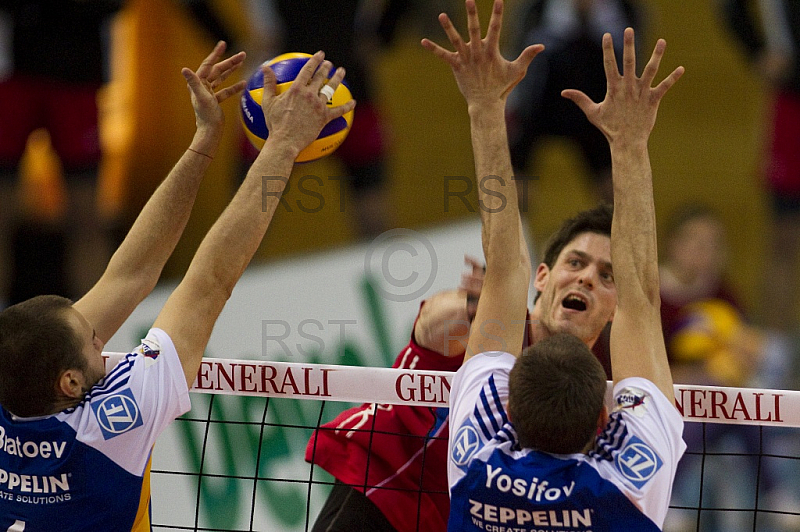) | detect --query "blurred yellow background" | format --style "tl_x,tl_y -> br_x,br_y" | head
20,0 -> 768,312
